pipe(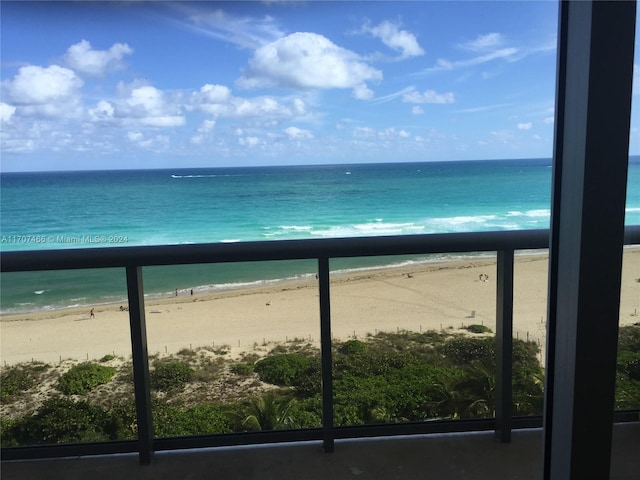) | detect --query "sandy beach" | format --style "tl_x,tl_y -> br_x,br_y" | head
2,250 -> 639,366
